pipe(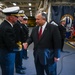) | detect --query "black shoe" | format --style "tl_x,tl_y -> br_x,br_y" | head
21,67 -> 26,70
16,69 -> 25,74
23,56 -> 29,60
